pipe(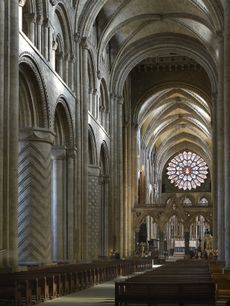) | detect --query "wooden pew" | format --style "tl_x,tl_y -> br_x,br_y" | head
0,259 -> 152,306
115,260 -> 215,306
115,281 -> 215,306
